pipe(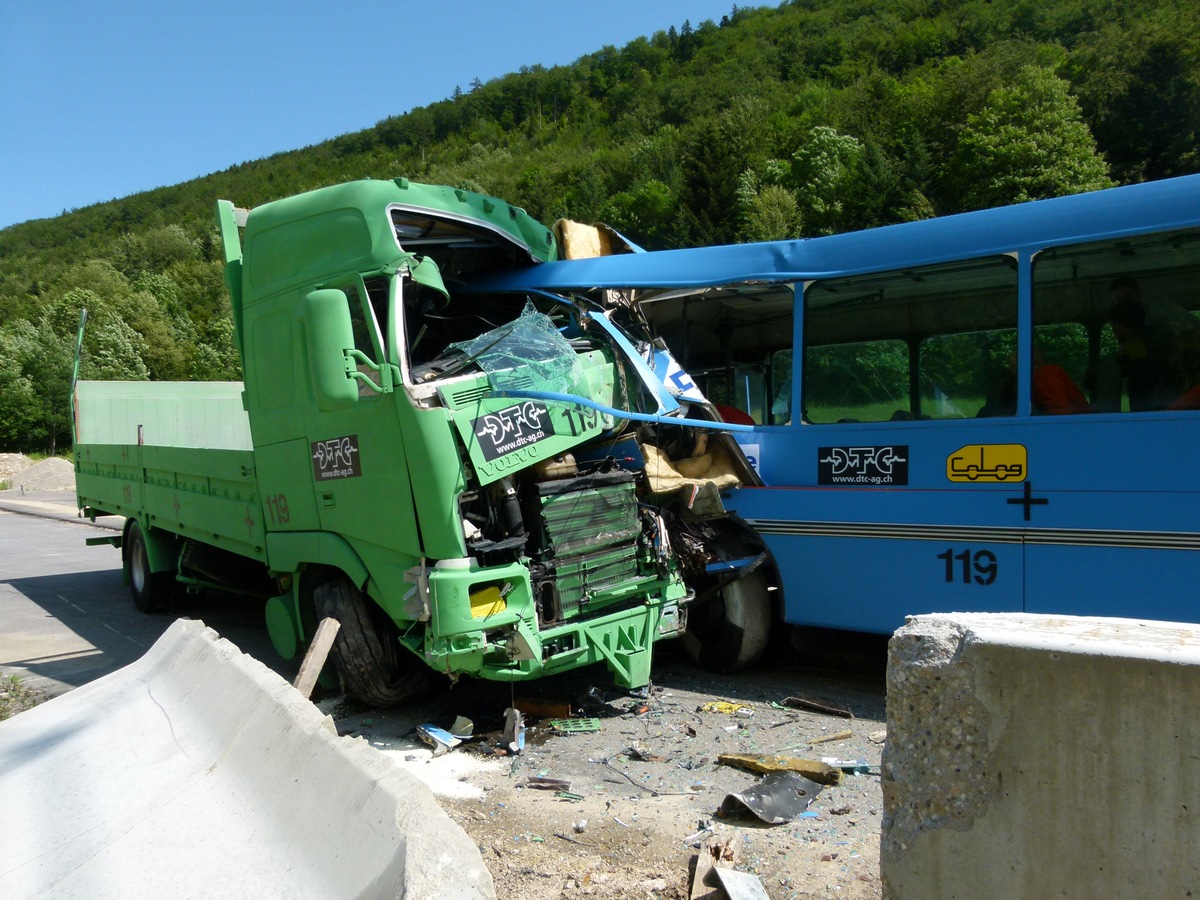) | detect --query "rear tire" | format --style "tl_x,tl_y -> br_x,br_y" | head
681,532 -> 772,673
126,520 -> 174,614
312,575 -> 427,707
